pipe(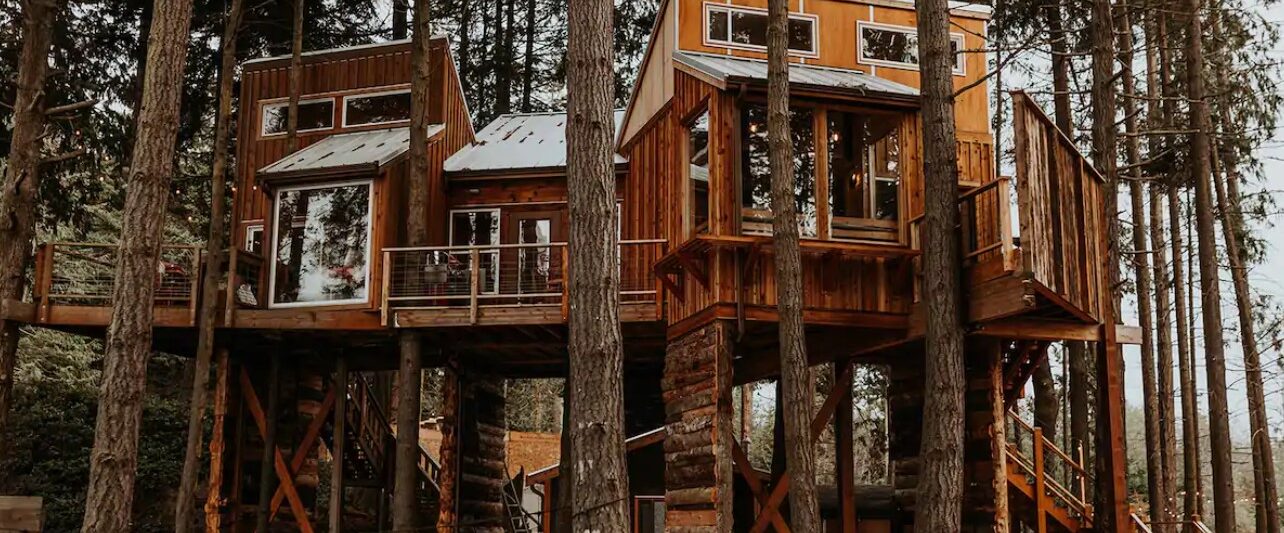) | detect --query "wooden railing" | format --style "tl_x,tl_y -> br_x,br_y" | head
908,177 -> 1018,299
31,242 -> 202,319
1006,412 -> 1090,519
347,372 -> 441,491
381,239 -> 666,318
